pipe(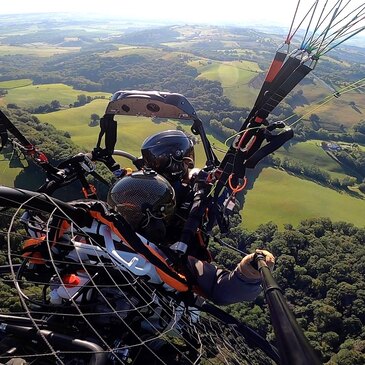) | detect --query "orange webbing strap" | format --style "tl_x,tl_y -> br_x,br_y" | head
58,220 -> 71,240
22,236 -> 47,264
87,208 -> 190,292
265,52 -> 287,83
23,217 -> 71,264
82,184 -> 97,199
